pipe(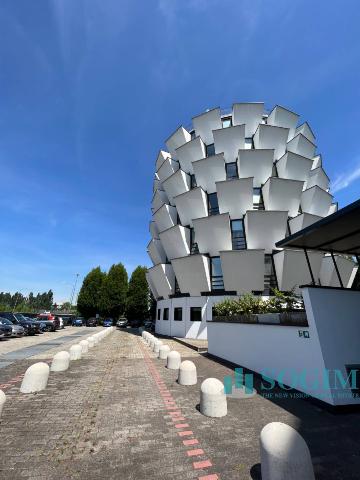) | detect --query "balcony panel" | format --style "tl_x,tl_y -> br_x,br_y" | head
253,124 -> 289,160
147,264 -> 175,299
295,122 -> 315,144
193,213 -> 232,256
165,126 -> 191,158
193,153 -> 226,194
147,238 -> 167,265
287,133 -> 316,159
213,125 -> 245,162
171,254 -> 211,296
220,250 -> 265,294
300,186 -> 332,217
273,249 -> 323,292
155,150 -> 170,171
232,102 -> 264,137
262,177 -> 303,217
244,210 -> 288,253
276,152 -> 313,182
157,158 -> 179,183
305,167 -> 330,191
319,256 -> 358,288
192,108 -> 222,145
146,272 -> 159,299
159,225 -> 190,260
216,177 -> 253,218
153,204 -> 177,233
173,187 -> 208,227
176,136 -> 206,174
153,174 -> 162,193
267,105 -> 299,140
162,169 -> 190,205
327,203 -> 338,216
152,189 -> 169,212
312,154 -> 322,170
289,213 -> 322,234
149,220 -> 160,239
237,149 -> 274,187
